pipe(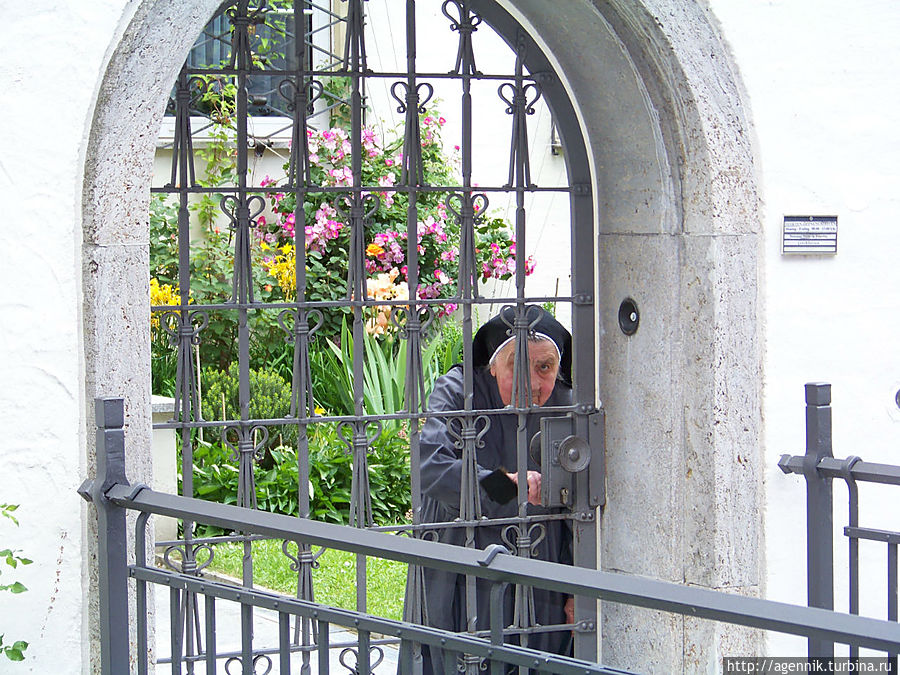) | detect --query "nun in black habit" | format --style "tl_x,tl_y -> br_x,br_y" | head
416,306 -> 574,672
